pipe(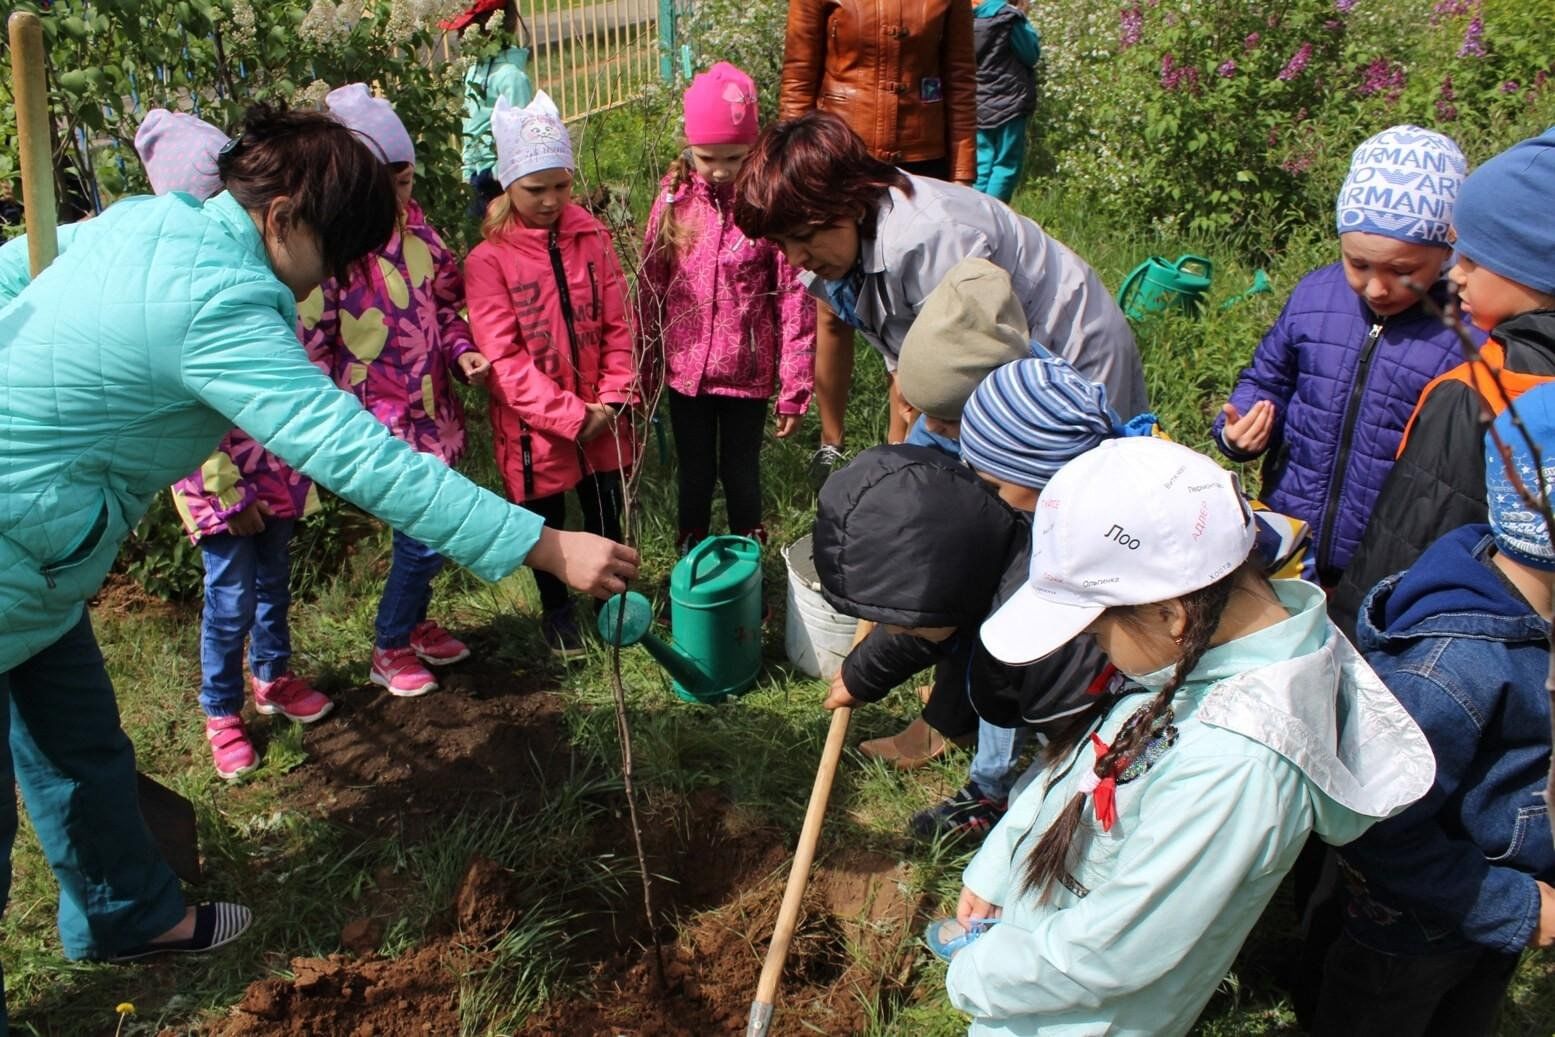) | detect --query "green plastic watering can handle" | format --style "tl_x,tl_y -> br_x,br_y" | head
1175,254 -> 1214,280
1116,259 -> 1151,310
684,536 -> 726,585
